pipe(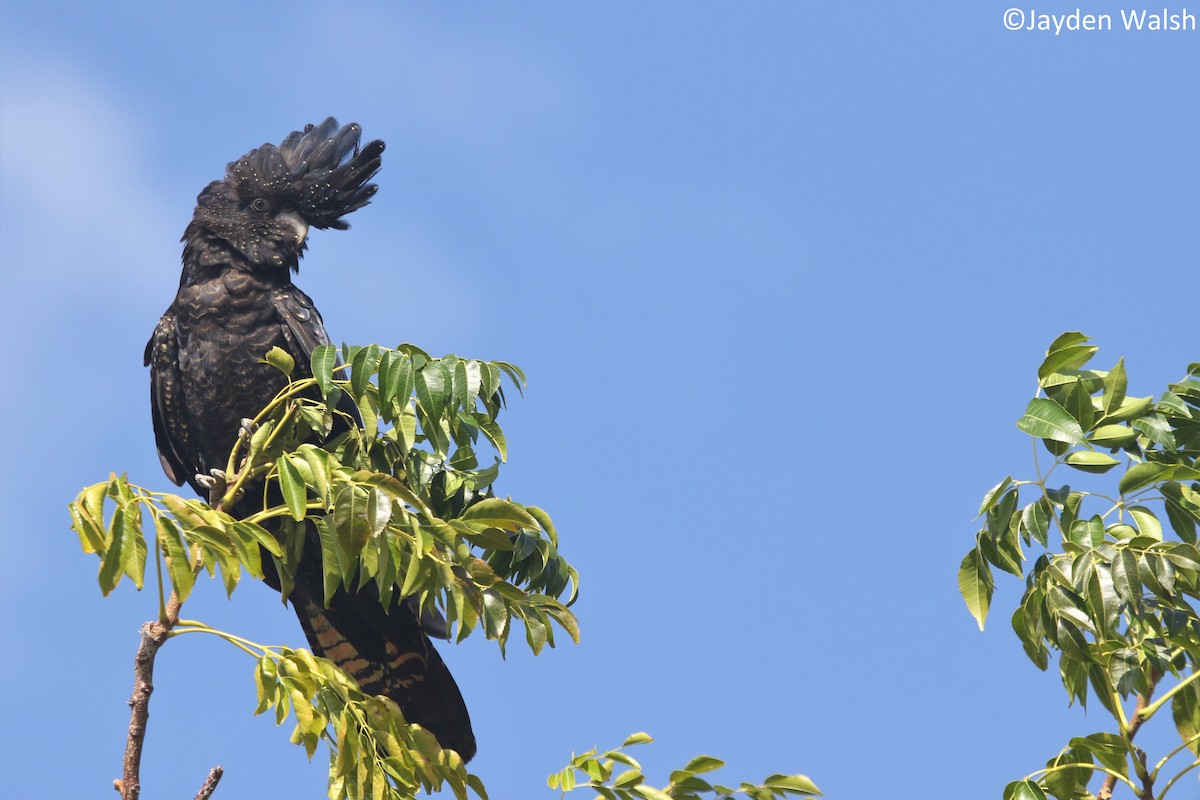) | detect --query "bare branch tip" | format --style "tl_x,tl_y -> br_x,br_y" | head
194,766 -> 224,800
